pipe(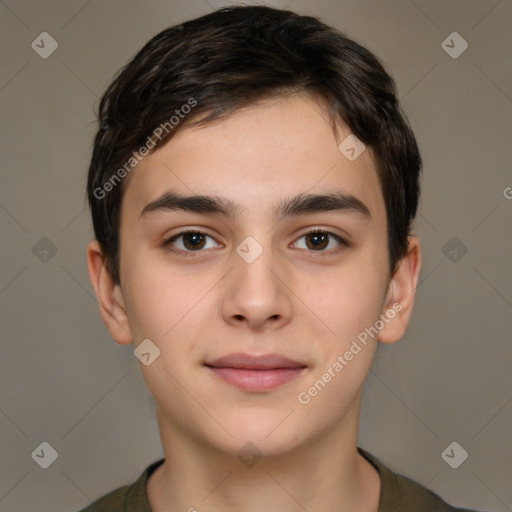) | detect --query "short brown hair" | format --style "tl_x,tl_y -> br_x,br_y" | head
86,5 -> 422,284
